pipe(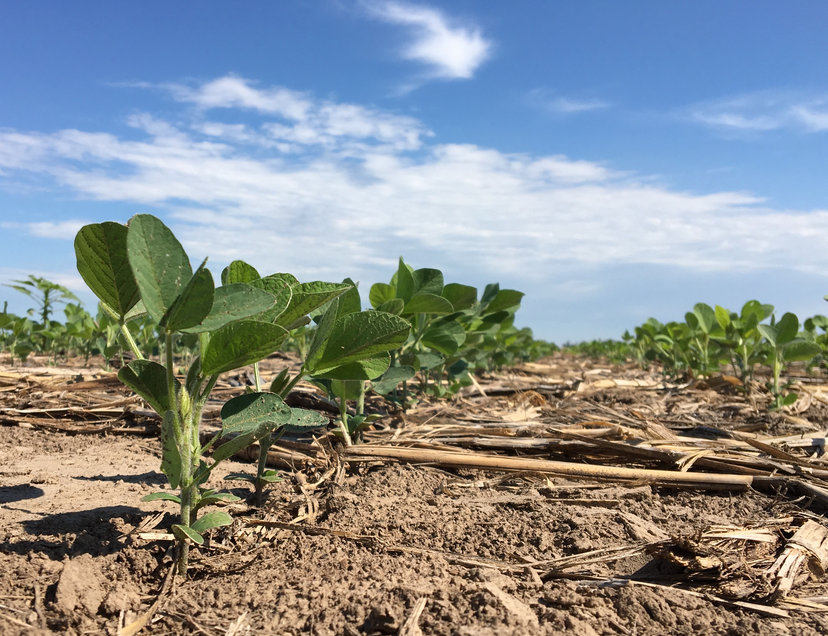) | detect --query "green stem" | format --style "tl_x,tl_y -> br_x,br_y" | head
166,332 -> 193,576
253,362 -> 262,392
339,395 -> 353,447
255,437 -> 272,507
356,382 -> 365,416
119,320 -> 144,360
